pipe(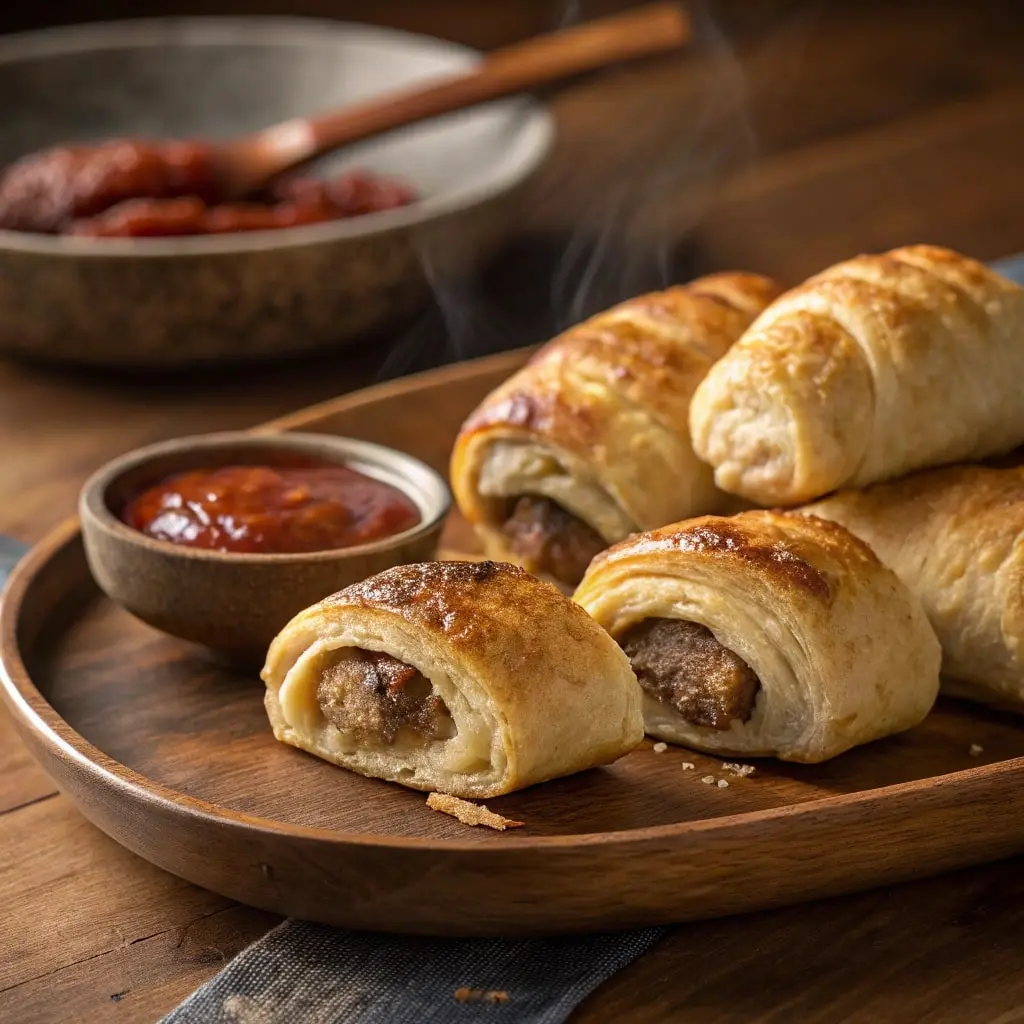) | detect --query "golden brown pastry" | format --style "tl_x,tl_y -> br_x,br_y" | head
449,272 -> 783,589
574,511 -> 941,762
805,464 -> 1024,710
262,560 -> 643,797
690,245 -> 1024,505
